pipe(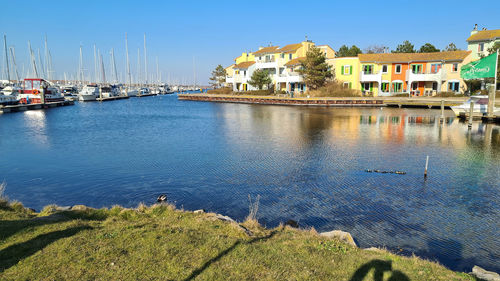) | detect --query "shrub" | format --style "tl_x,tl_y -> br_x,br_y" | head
235,89 -> 275,96
308,82 -> 362,97
207,87 -> 233,95
435,91 -> 464,97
